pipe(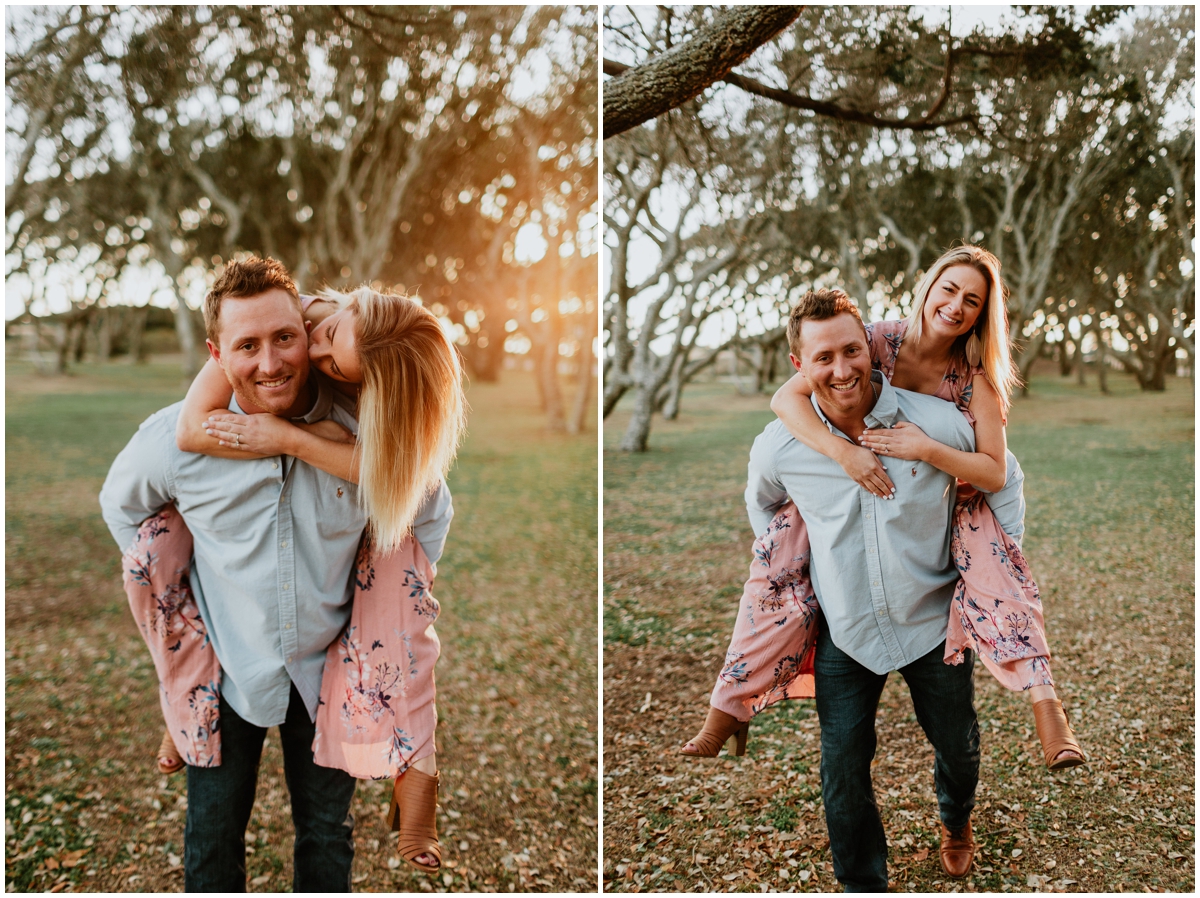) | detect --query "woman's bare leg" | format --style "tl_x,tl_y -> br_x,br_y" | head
1027,684 -> 1056,703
